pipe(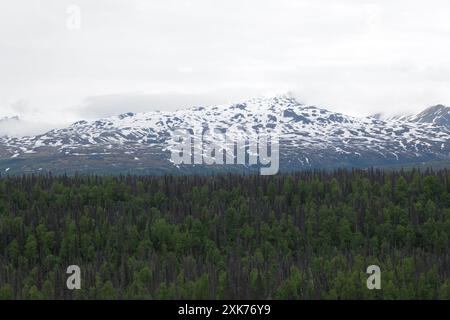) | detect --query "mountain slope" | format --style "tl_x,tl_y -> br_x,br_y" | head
410,105 -> 450,129
0,95 -> 449,174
